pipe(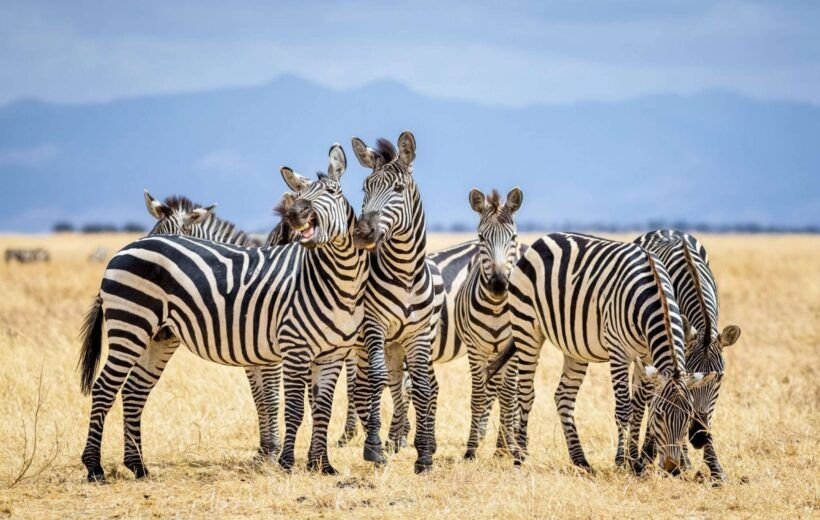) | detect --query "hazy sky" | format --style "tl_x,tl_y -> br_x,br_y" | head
1,0 -> 818,107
